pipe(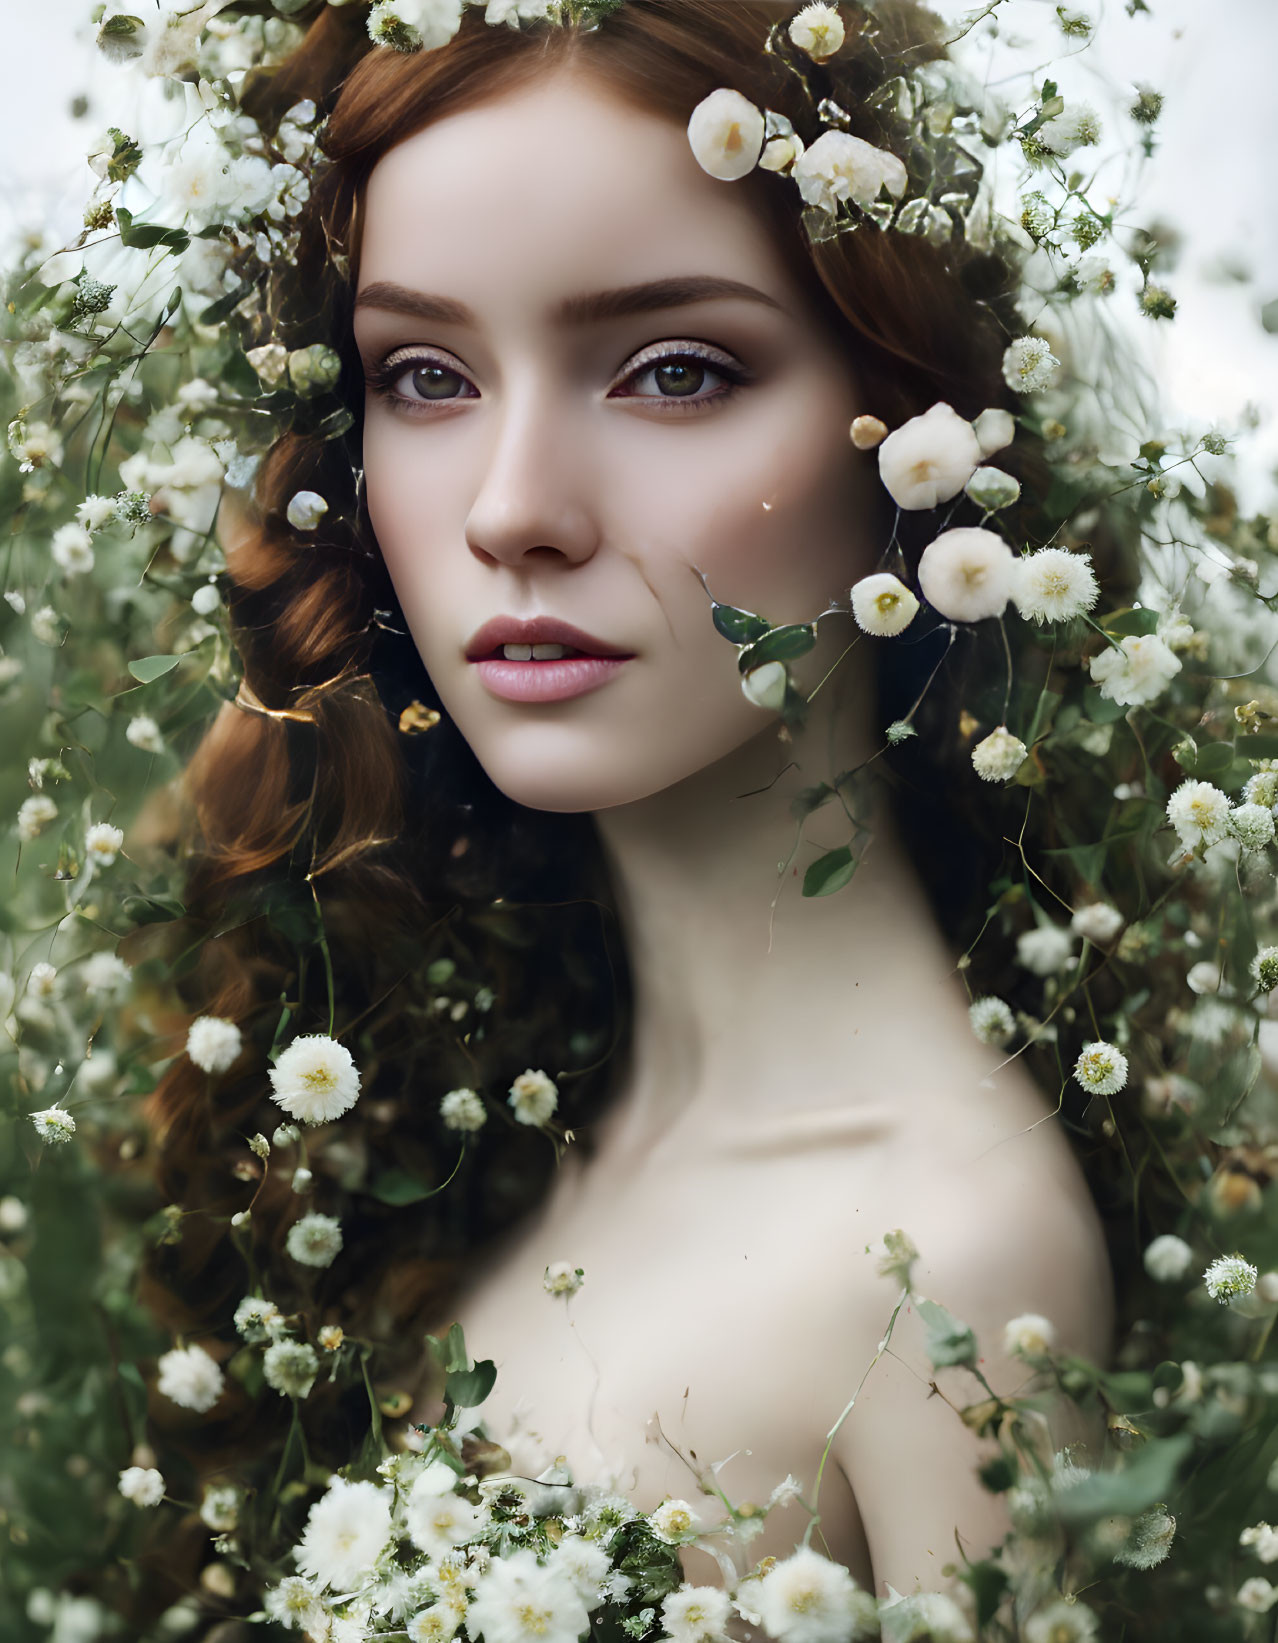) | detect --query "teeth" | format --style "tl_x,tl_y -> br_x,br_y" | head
499,642 -> 575,660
